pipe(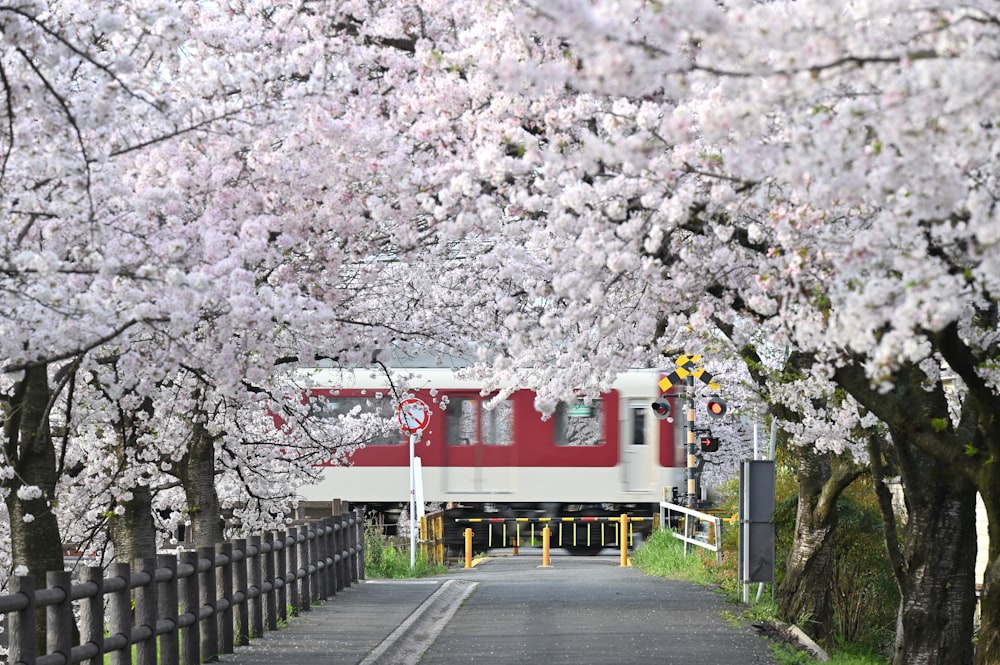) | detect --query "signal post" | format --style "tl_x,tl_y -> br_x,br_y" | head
651,355 -> 726,508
